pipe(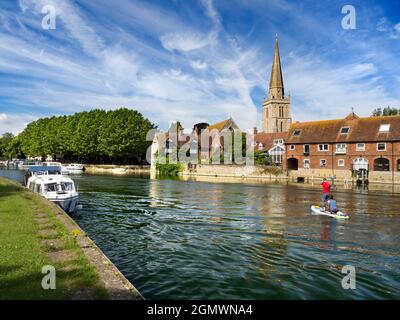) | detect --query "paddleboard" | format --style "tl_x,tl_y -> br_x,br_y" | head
311,205 -> 349,219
